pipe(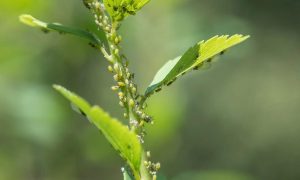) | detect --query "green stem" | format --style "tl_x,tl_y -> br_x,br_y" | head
87,1 -> 155,179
